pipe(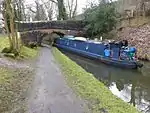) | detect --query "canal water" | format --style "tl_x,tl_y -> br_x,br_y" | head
61,50 -> 150,113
